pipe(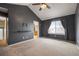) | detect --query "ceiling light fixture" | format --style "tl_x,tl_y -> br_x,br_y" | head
32,3 -> 50,11
40,4 -> 47,9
